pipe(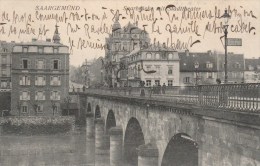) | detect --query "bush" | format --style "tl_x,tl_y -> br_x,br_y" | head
0,116 -> 75,135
